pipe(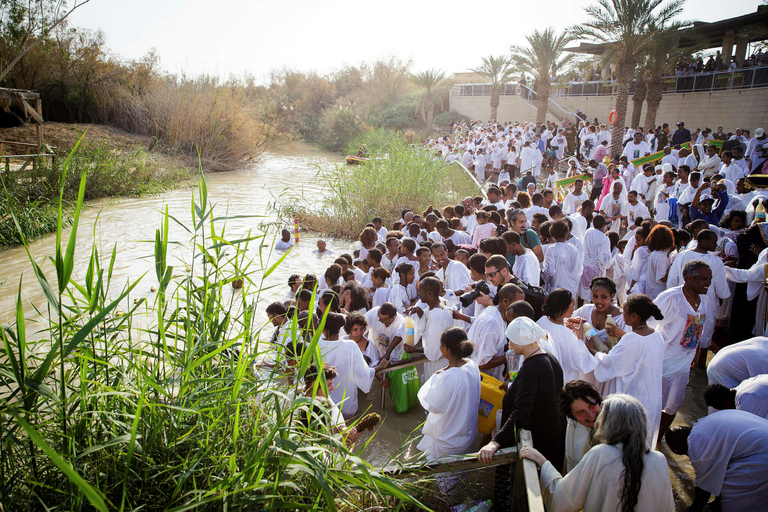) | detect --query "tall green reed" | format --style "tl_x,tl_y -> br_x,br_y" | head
0,144 -> 427,511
